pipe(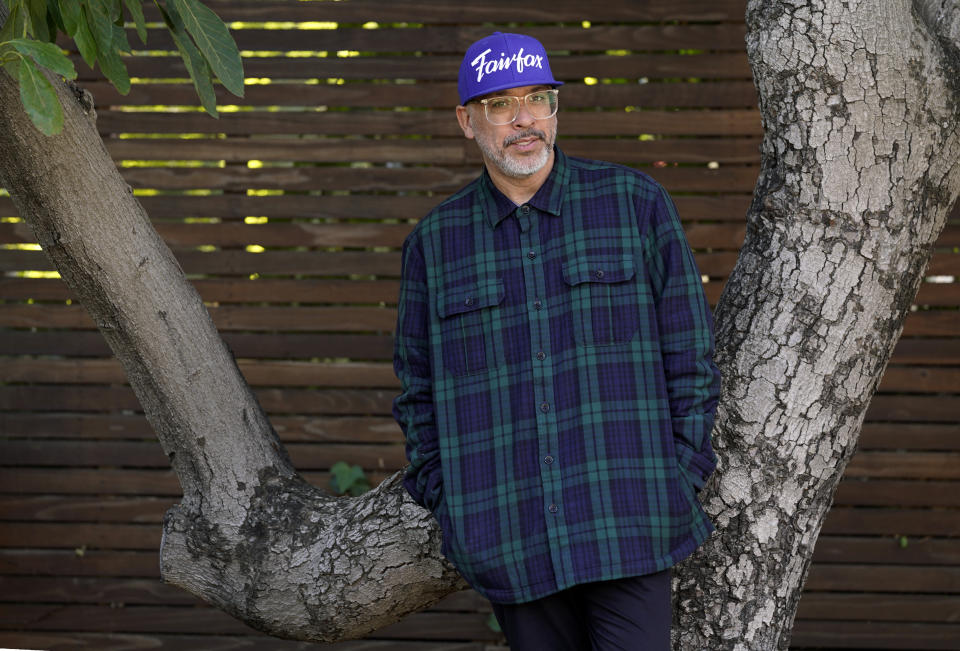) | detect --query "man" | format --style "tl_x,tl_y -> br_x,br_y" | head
392,32 -> 720,650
